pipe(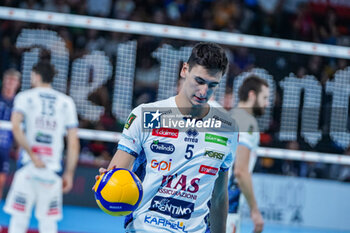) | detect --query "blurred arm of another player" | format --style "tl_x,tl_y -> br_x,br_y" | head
210,170 -> 229,233
11,111 -> 45,168
62,128 -> 80,193
234,145 -> 264,233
